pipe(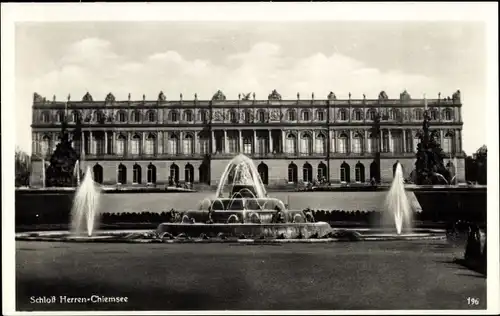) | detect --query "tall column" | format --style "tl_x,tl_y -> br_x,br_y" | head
127,132 -> 131,155
388,129 -> 393,153
380,129 -> 384,152
455,129 -> 461,153
402,130 -> 406,153
349,130 -> 353,153
440,130 -> 444,148
82,132 -> 86,155
89,131 -> 93,155
179,131 -> 183,155
112,131 -> 116,155
104,131 -> 108,155
142,131 -> 146,155
312,131 -> 316,154
224,130 -> 228,153
330,130 -> 335,153
195,132 -> 199,154
269,129 -> 273,154
239,130 -> 243,153
296,131 -> 301,155
364,129 -> 368,153
253,130 -> 257,154
211,130 -> 216,154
